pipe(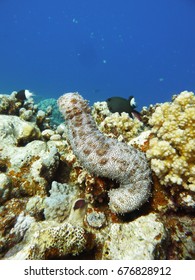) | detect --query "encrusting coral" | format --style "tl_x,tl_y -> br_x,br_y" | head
0,115 -> 41,146
4,221 -> 87,259
146,91 -> 195,192
58,92 -> 152,214
102,213 -> 166,260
